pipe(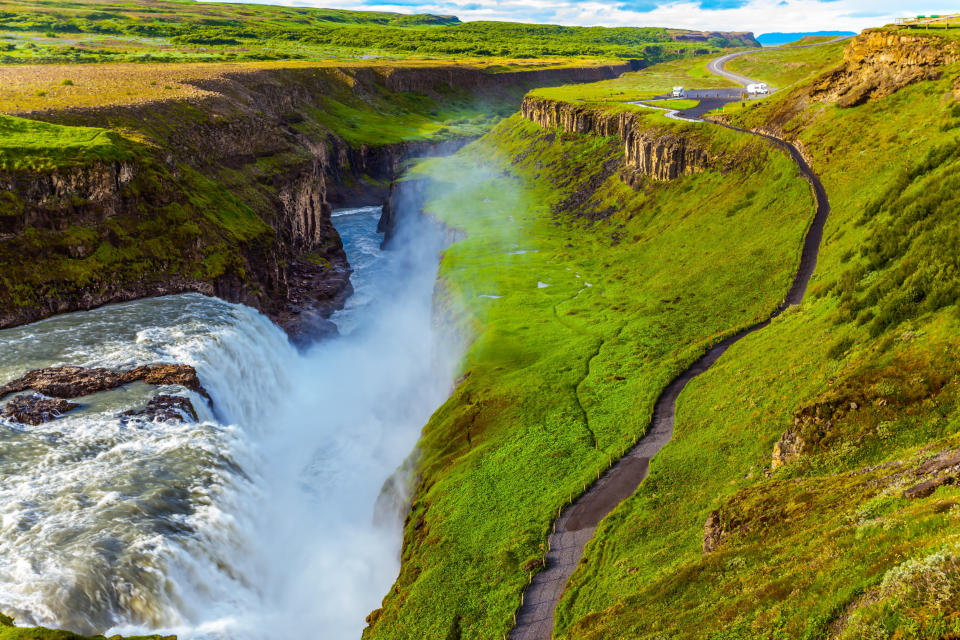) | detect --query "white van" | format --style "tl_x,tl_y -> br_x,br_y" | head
747,83 -> 769,95
672,86 -> 685,98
